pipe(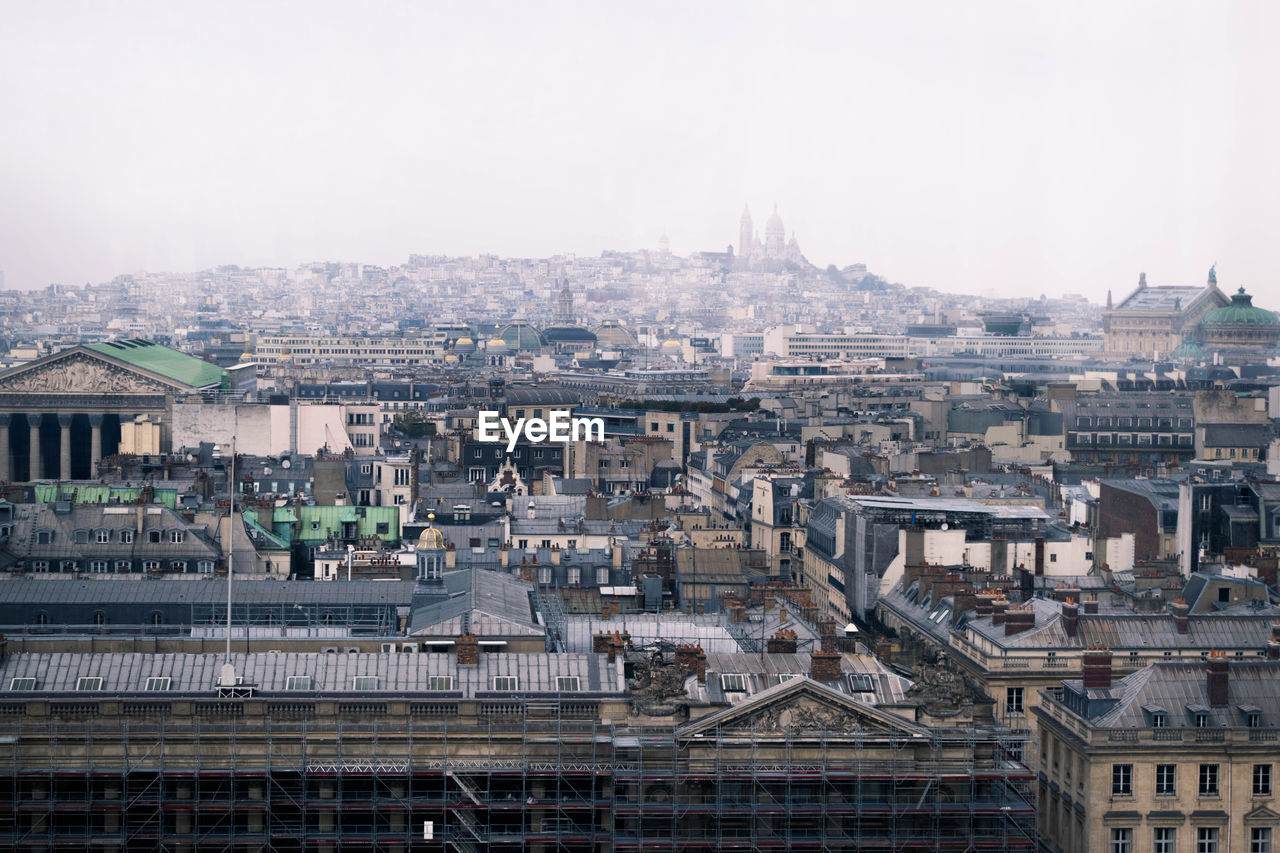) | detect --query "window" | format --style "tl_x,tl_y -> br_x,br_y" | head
95,529 -> 110,543
597,568 -> 610,585
285,676 -> 312,691
1252,828 -> 1273,853
721,674 -> 748,692
169,561 -> 187,573
114,560 -> 131,573
93,611 -> 107,626
198,561 -> 214,574
1112,764 -> 1133,796
1199,764 -> 1219,796
1110,828 -> 1132,853
428,676 -> 453,691
1007,687 -> 1024,714
538,567 -> 551,584
143,561 -> 160,572
1153,828 -> 1176,853
1248,711 -> 1262,729
493,676 -> 518,691
76,677 -> 103,691
119,529 -> 133,543
89,561 -> 108,574
31,561 -> 48,573
1198,827 -> 1220,853
147,530 -> 161,544
1254,764 -> 1272,797
1151,712 -> 1167,728
556,676 -> 581,691
9,678 -> 36,691
1156,764 -> 1177,796
352,676 -> 379,690
144,677 -> 170,692
1195,712 -> 1210,728
567,568 -> 580,586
